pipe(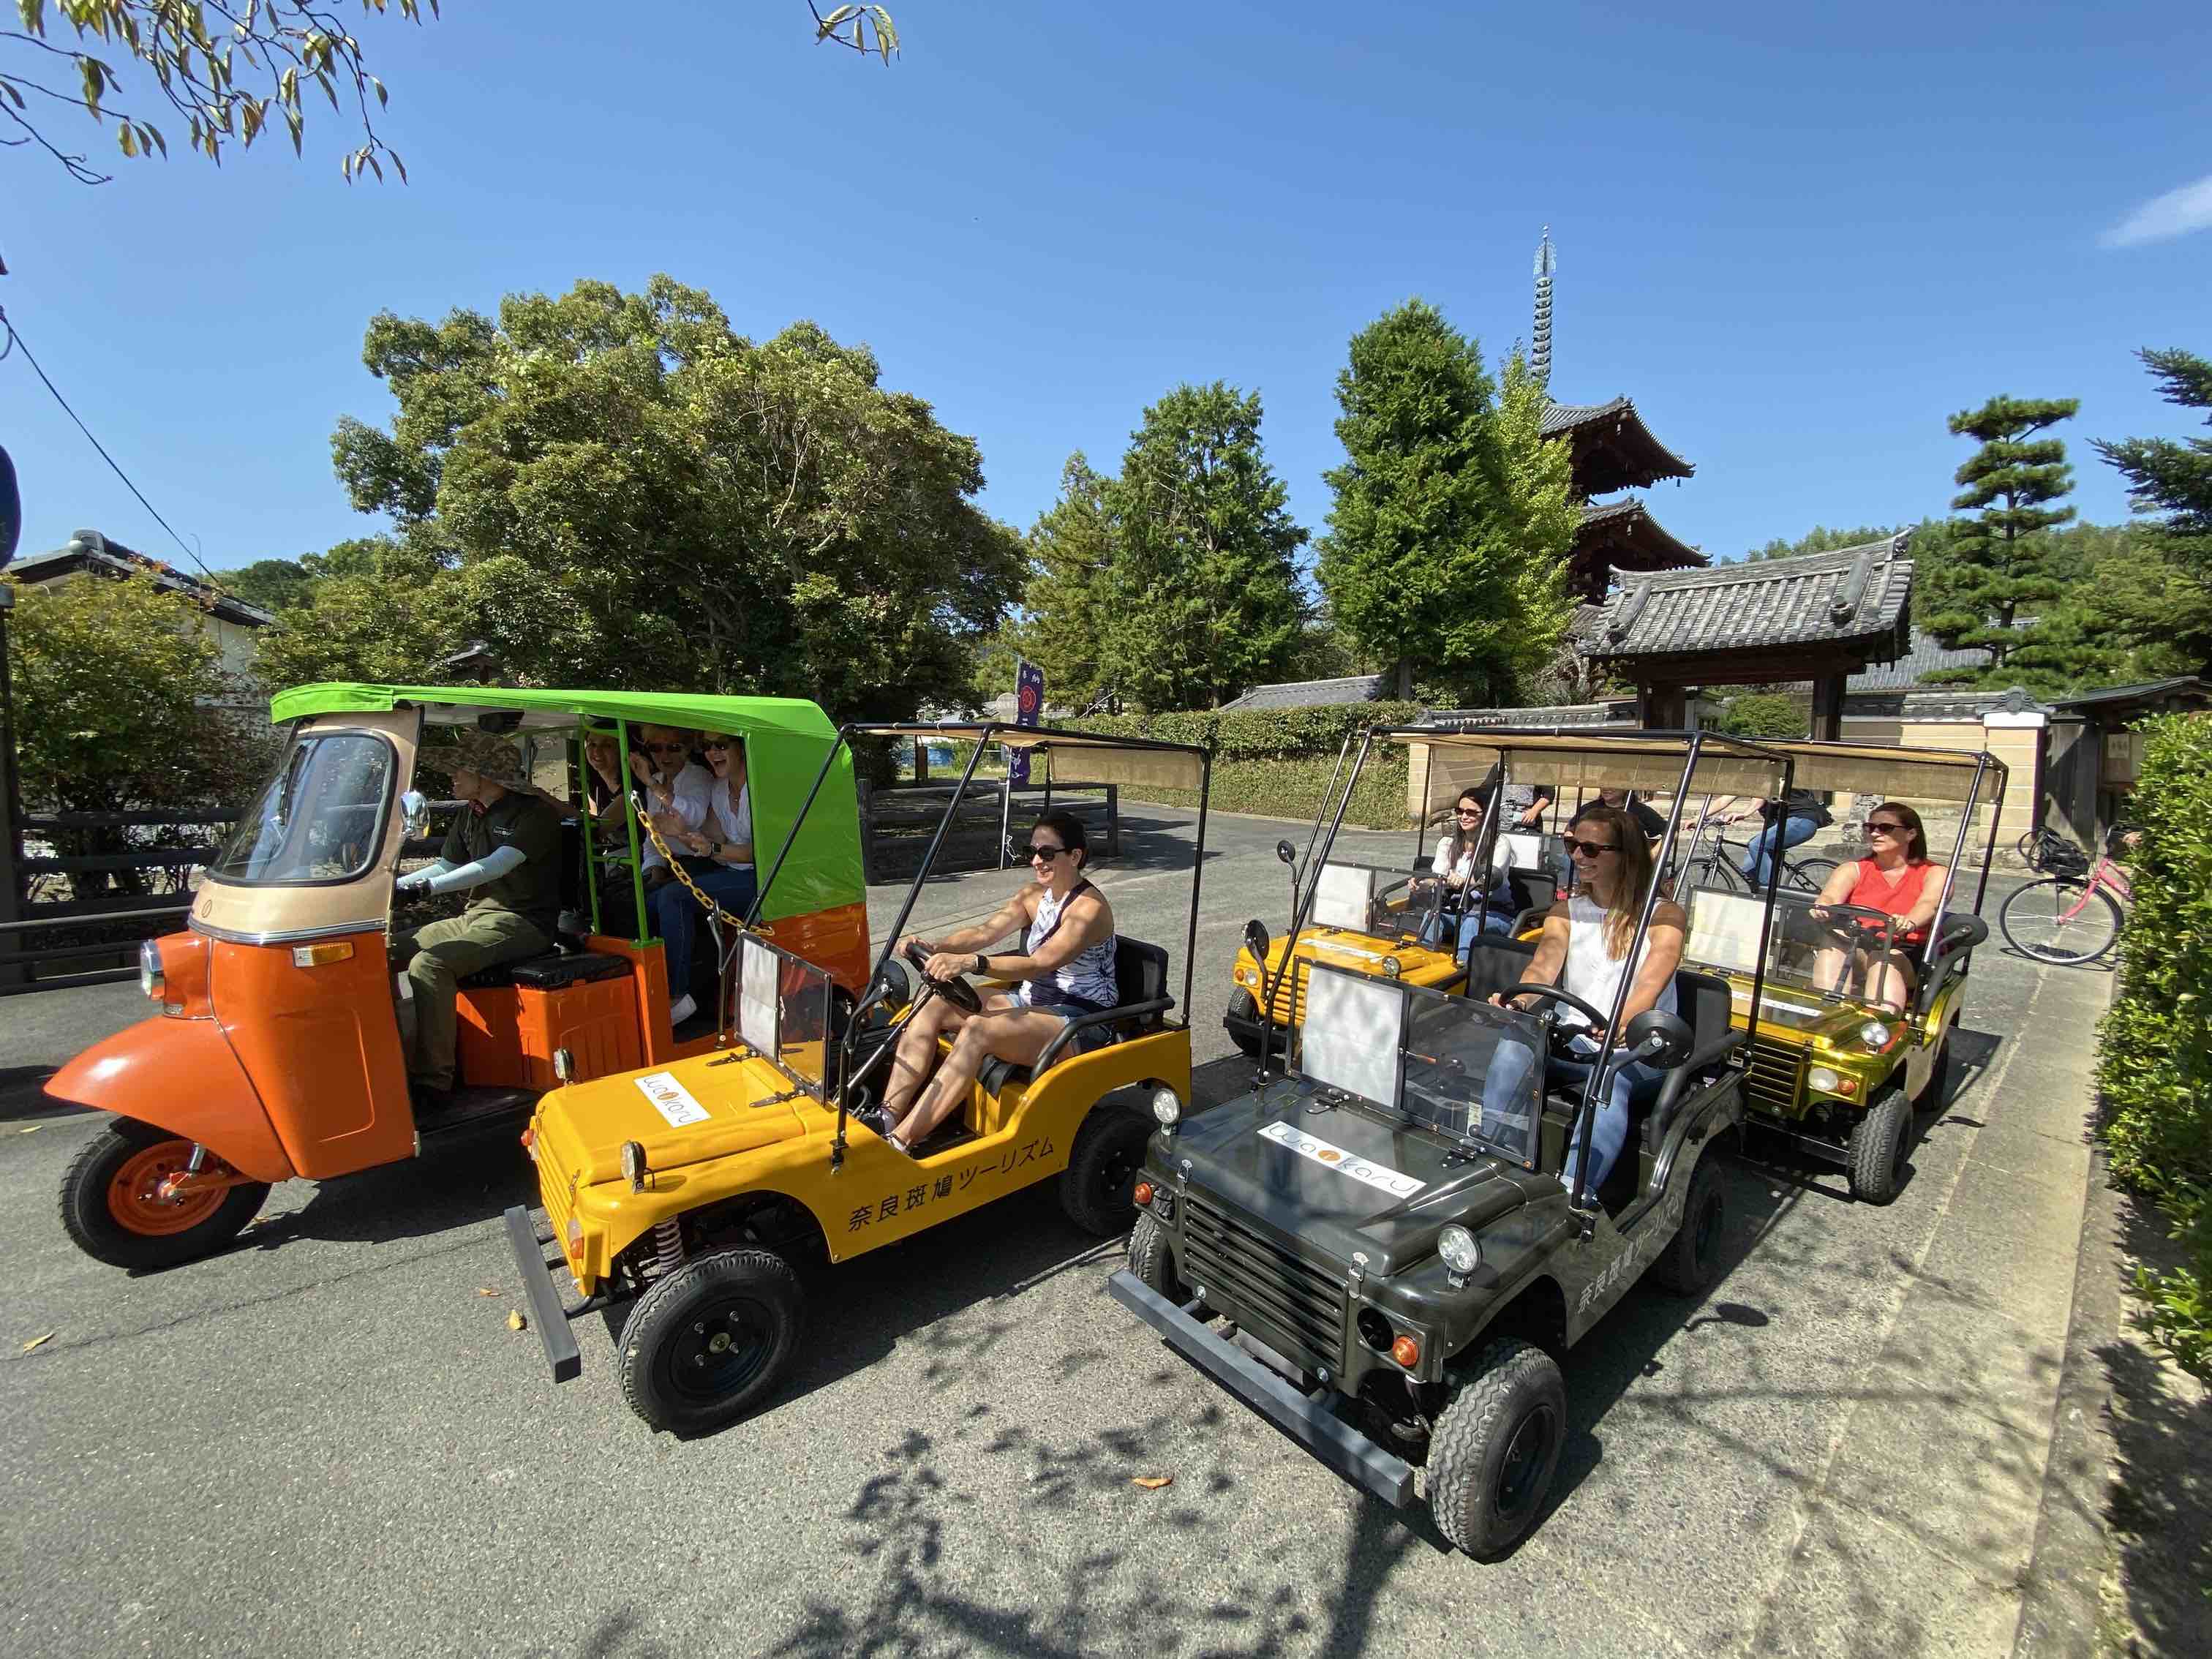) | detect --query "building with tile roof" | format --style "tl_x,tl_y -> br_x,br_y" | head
1216,674 -> 1390,712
